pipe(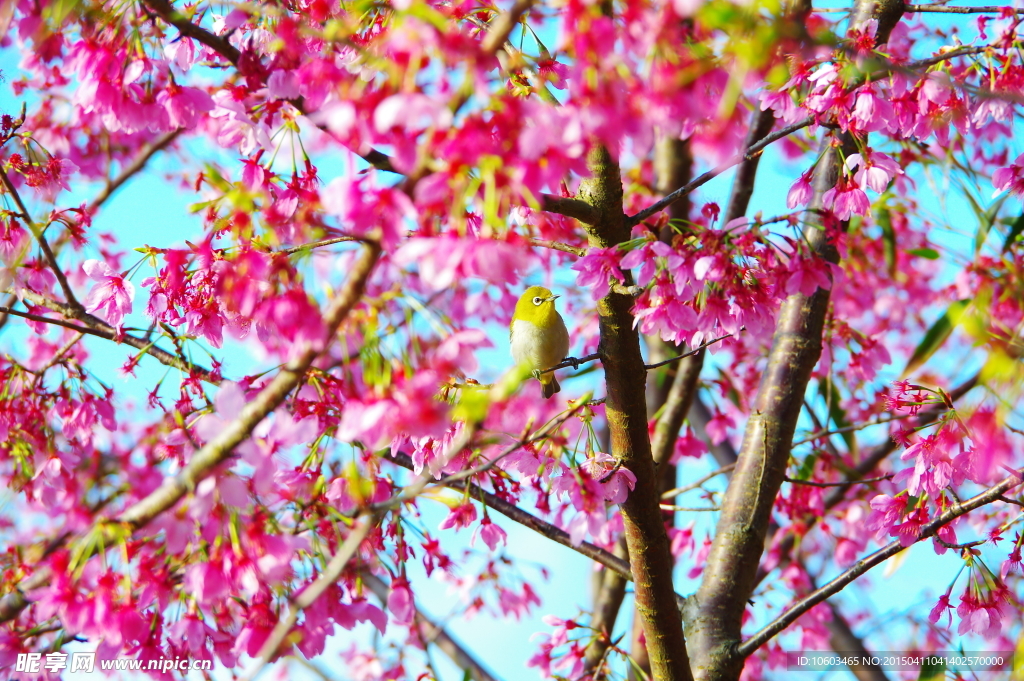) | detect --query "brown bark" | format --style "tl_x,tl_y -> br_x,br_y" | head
579,145 -> 693,681
825,602 -> 889,681
684,1 -> 903,677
